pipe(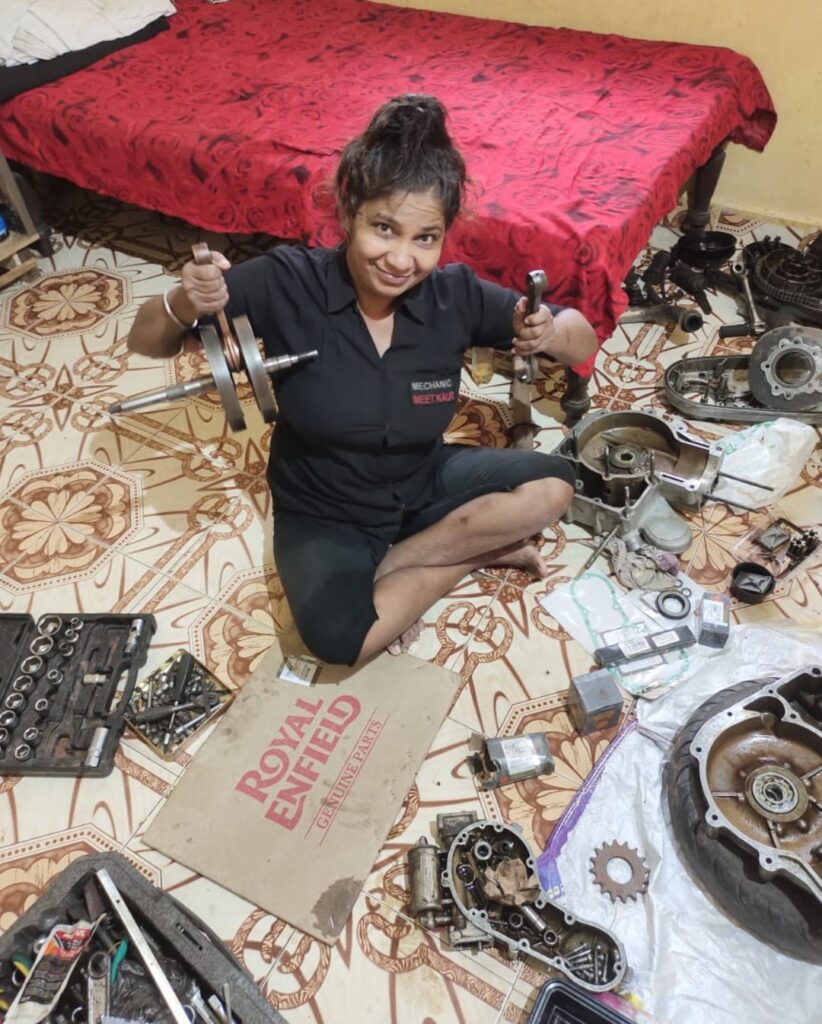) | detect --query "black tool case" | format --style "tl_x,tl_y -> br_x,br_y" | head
0,852 -> 288,1024
527,979 -> 634,1024
0,612 -> 155,776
